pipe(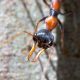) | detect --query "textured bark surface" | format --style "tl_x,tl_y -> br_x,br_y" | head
57,0 -> 80,80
